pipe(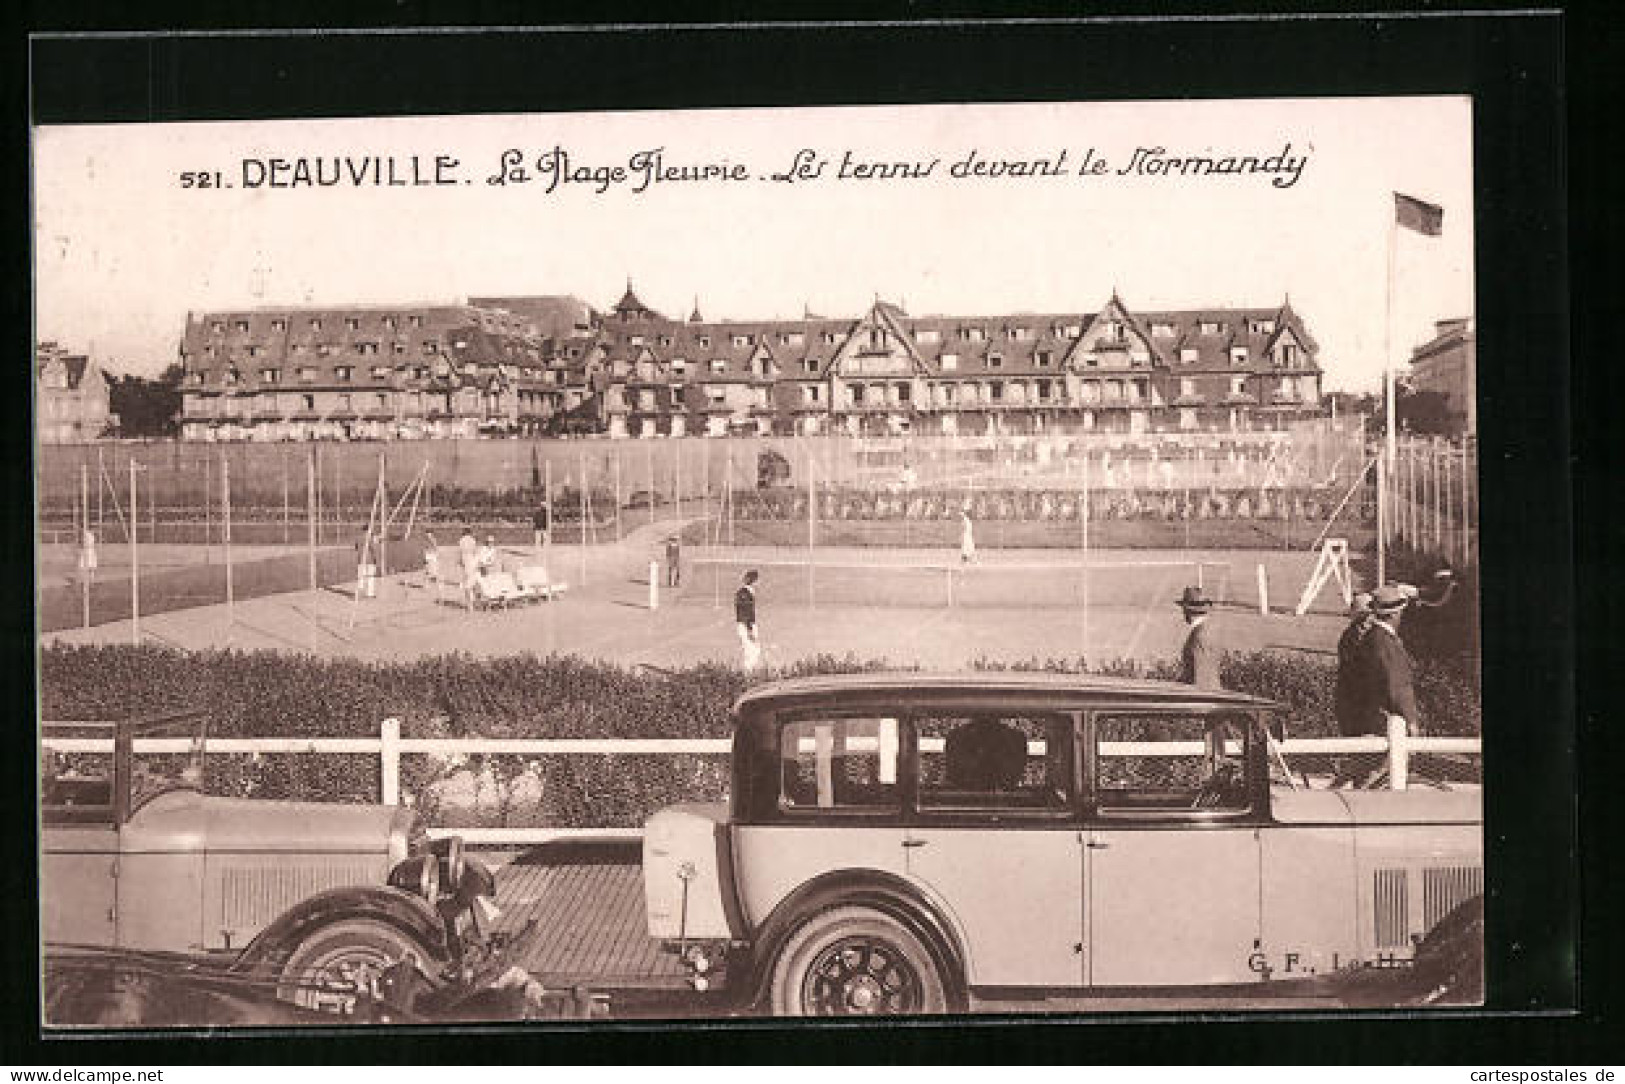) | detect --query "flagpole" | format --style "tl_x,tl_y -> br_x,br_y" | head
1380,197 -> 1398,586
